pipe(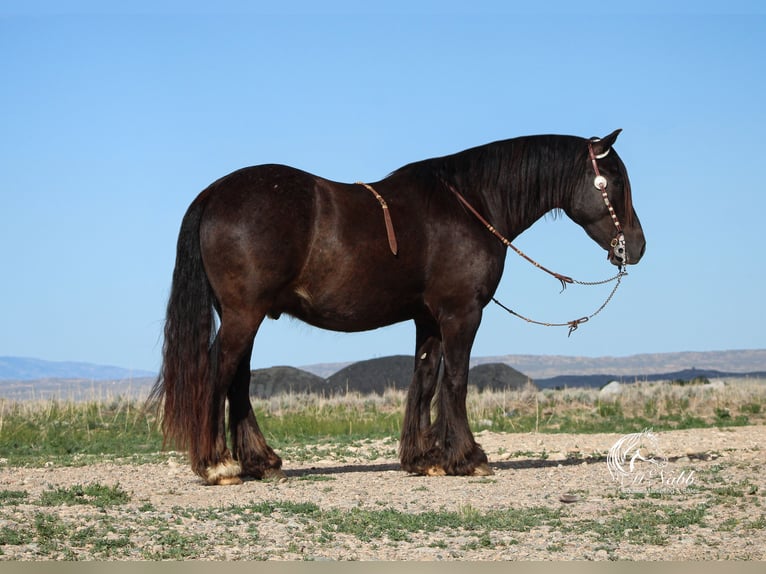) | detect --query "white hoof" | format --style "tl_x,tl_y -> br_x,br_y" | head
205,459 -> 242,485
